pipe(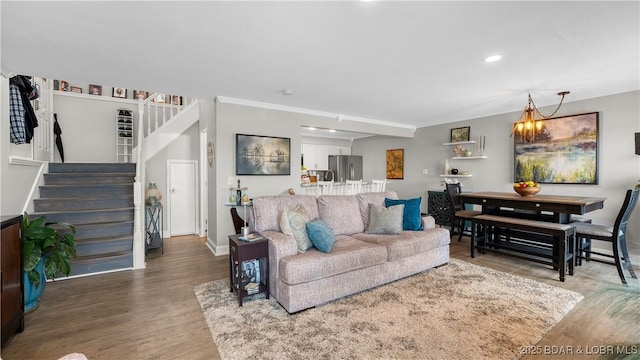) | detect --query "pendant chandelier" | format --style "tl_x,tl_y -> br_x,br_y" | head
511,91 -> 569,143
